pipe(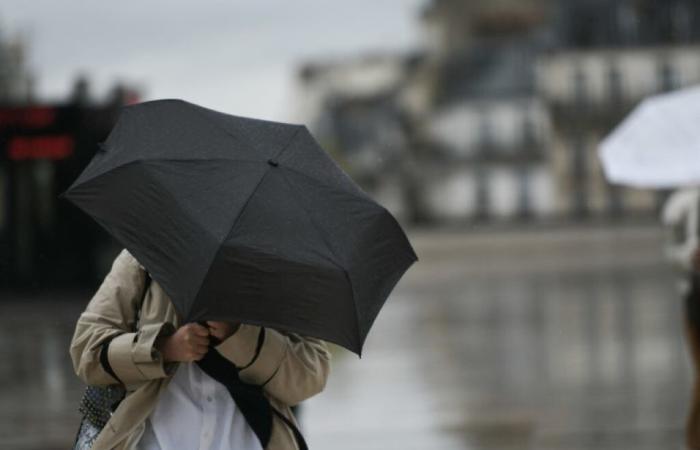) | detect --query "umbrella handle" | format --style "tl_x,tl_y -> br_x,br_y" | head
196,320 -> 222,347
